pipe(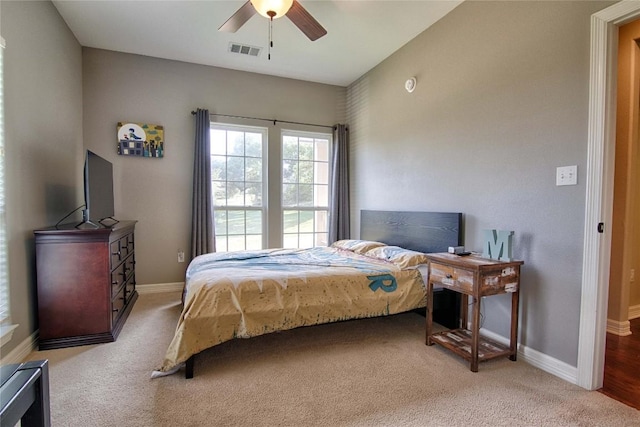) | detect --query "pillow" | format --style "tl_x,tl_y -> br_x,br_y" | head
364,245 -> 429,269
330,239 -> 386,254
